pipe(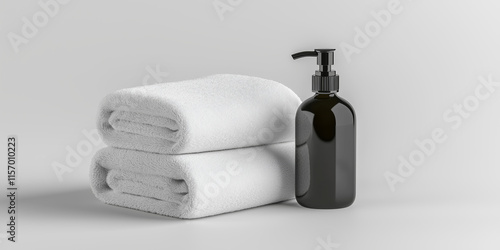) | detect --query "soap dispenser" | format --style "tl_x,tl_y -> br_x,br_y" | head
292,49 -> 356,209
